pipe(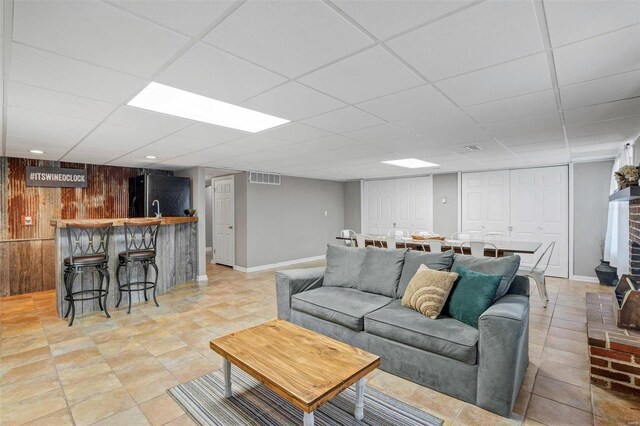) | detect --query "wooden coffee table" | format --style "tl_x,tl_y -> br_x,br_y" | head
210,319 -> 380,425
